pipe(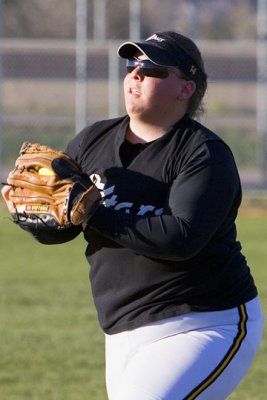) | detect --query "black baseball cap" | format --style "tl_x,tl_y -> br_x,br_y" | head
118,31 -> 206,82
